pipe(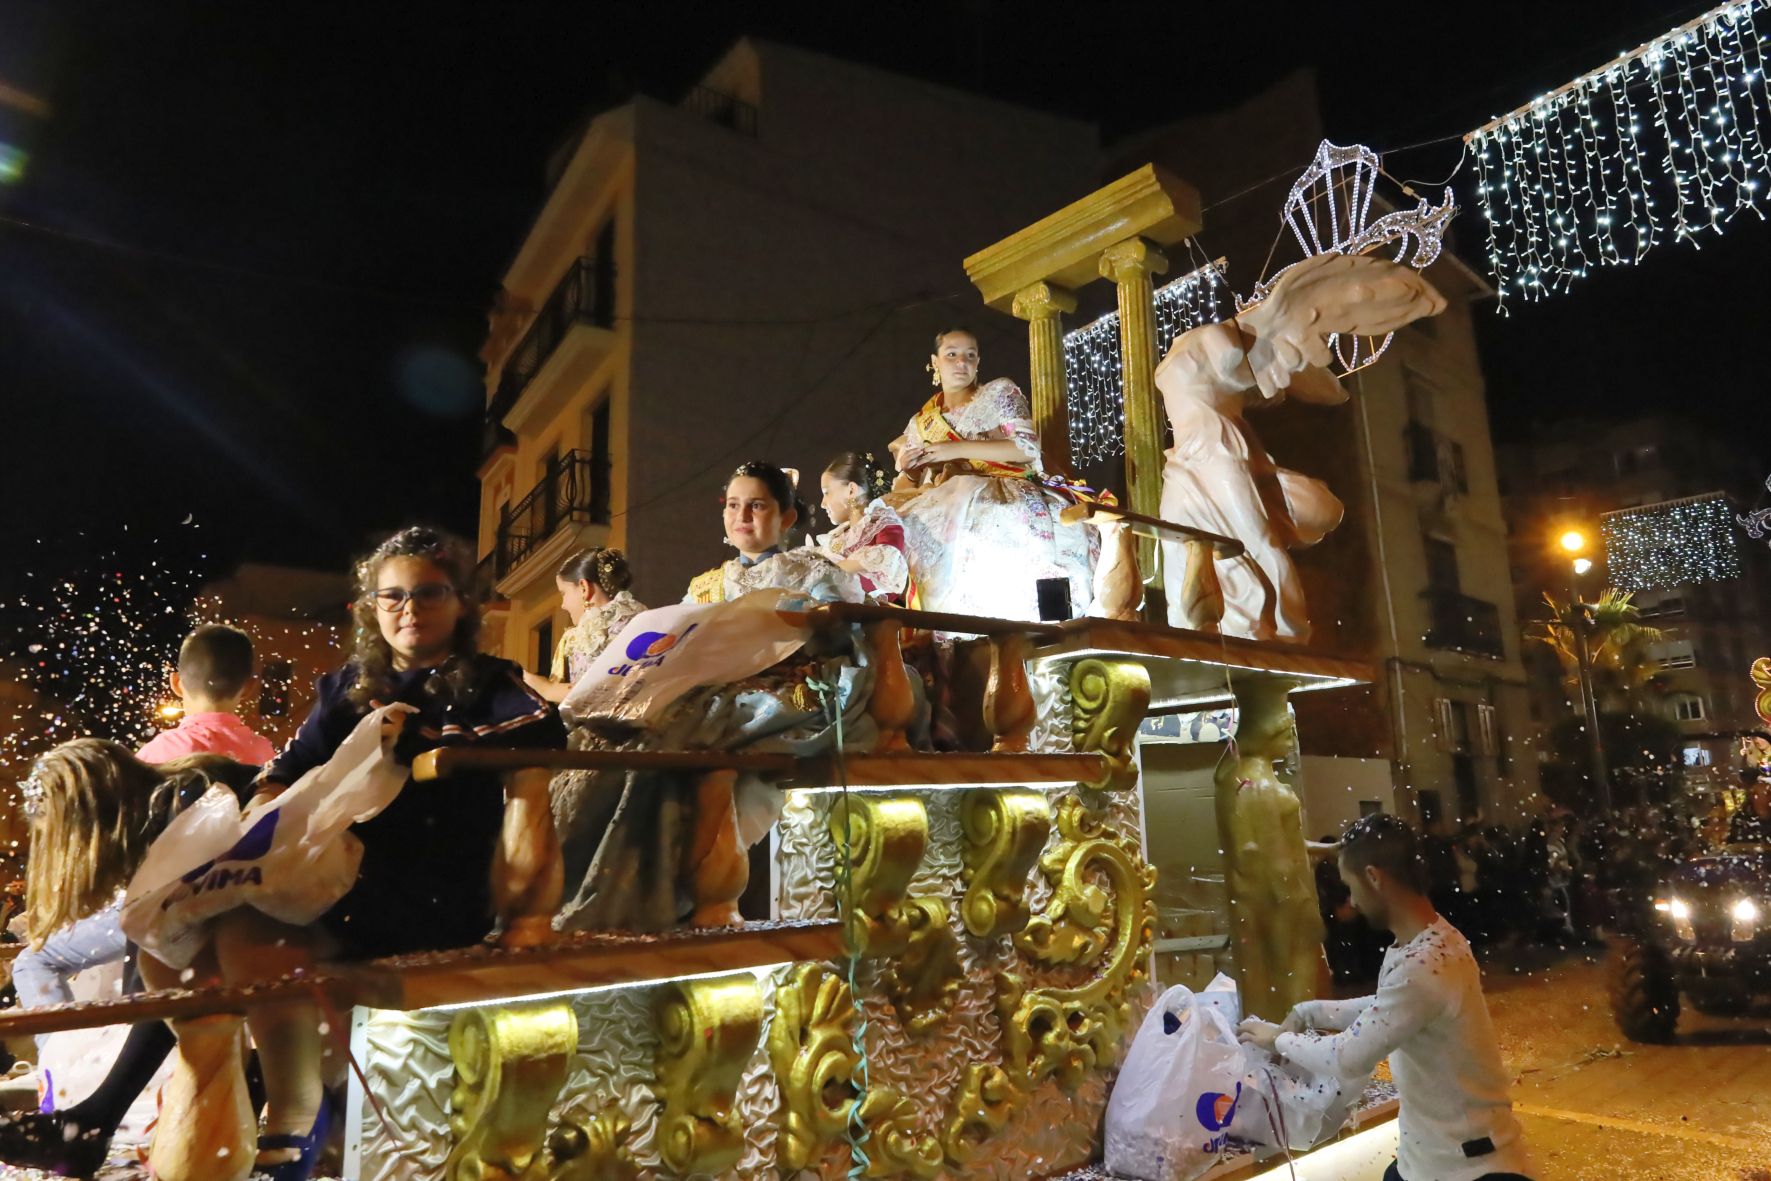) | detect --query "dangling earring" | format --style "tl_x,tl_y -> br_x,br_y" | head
927,360 -> 940,389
